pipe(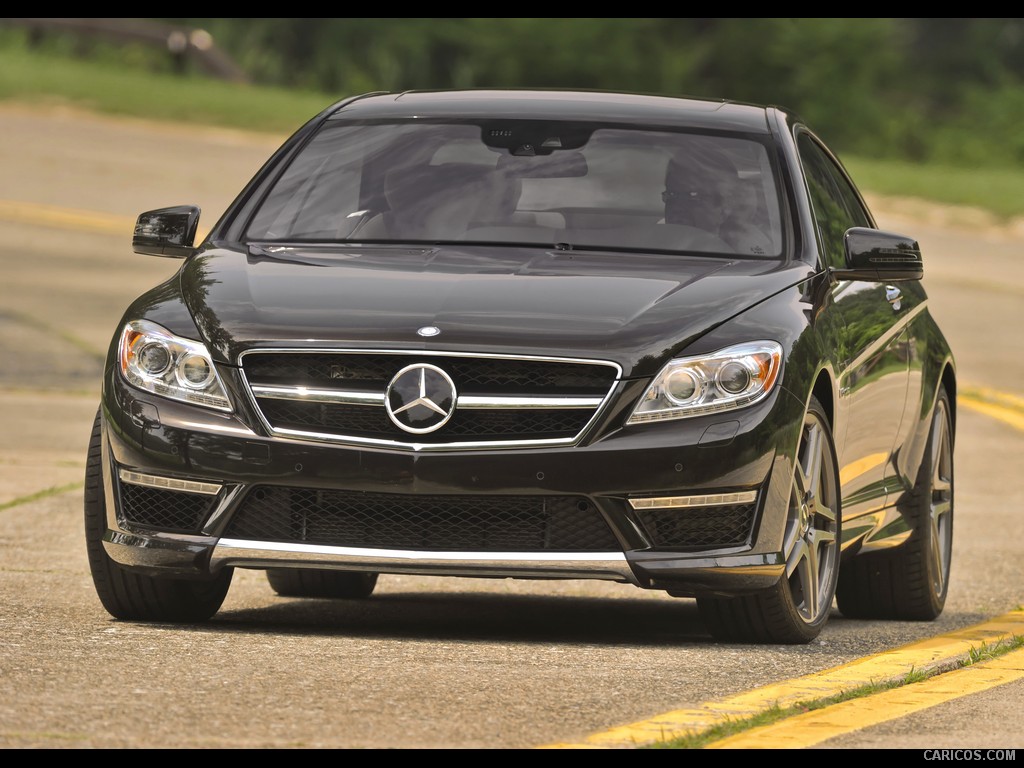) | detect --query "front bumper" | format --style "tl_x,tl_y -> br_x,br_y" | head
100,369 -> 804,598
